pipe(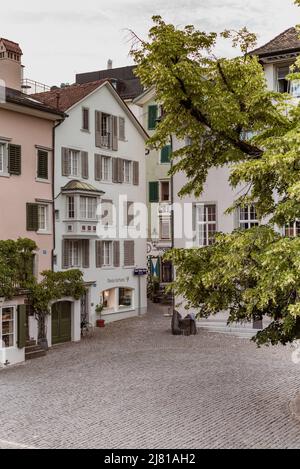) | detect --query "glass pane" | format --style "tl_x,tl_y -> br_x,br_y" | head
2,334 -> 14,348
2,308 -> 14,321
207,205 -> 216,222
119,288 -> 132,308
196,205 -> 205,223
